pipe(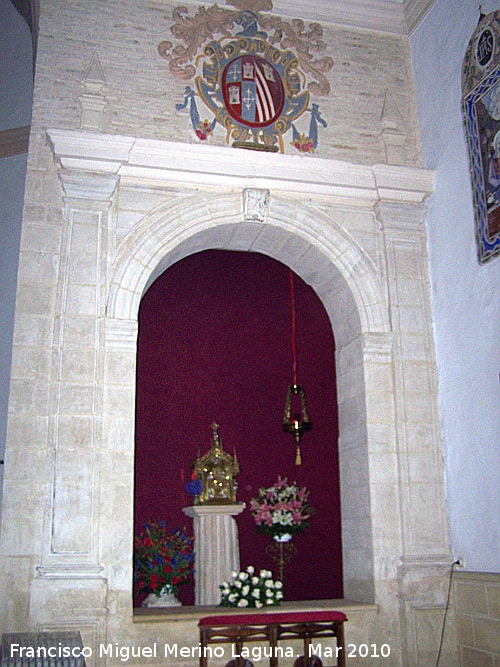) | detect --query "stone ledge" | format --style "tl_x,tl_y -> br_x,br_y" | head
453,571 -> 500,584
